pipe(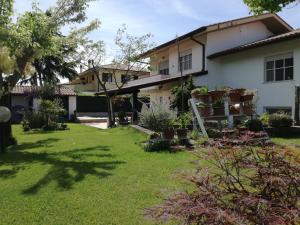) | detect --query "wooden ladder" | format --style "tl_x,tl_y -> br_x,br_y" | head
189,98 -> 208,138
